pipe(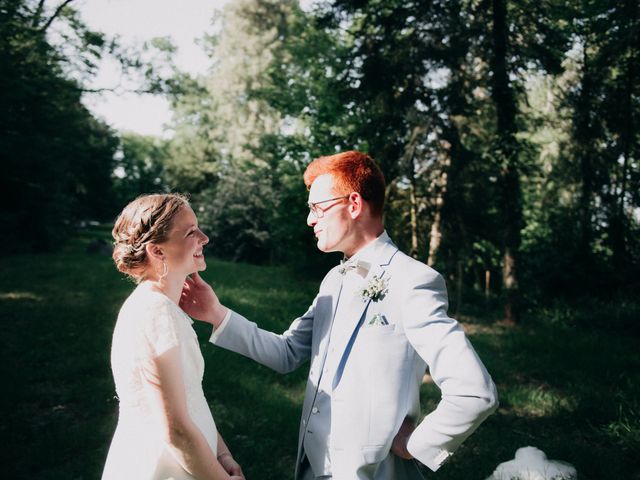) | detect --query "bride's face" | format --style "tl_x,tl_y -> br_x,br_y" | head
160,206 -> 209,277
